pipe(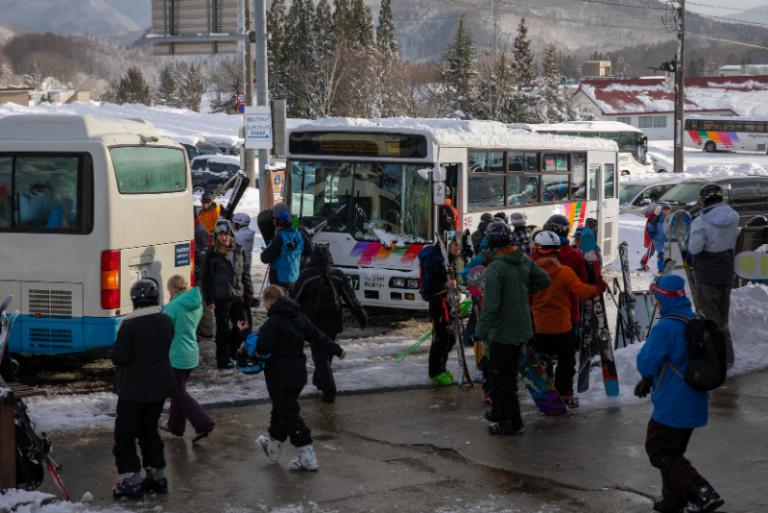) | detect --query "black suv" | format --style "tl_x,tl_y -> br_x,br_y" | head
643,176 -> 768,226
190,156 -> 243,196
